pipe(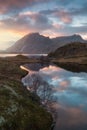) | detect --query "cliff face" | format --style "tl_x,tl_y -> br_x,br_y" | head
0,56 -> 52,130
